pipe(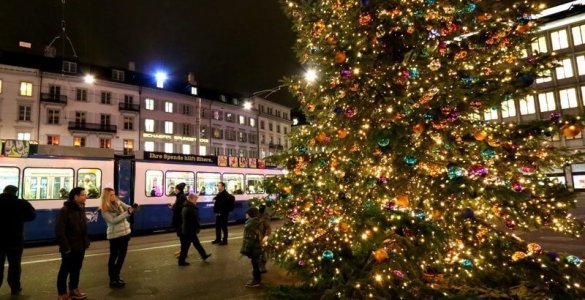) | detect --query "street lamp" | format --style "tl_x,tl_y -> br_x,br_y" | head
83,74 -> 95,84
